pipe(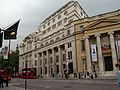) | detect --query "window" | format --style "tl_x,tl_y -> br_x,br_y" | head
35,45 -> 37,49
40,59 -> 42,65
81,40 -> 85,51
67,30 -> 71,35
45,42 -> 49,45
52,24 -> 56,29
62,34 -> 65,38
48,22 -> 50,26
45,58 -> 47,64
52,19 -> 55,23
56,55 -> 59,62
64,18 -> 67,23
35,60 -> 37,66
58,21 -> 62,26
63,64 -> 66,69
63,54 -> 66,61
50,39 -> 54,43
80,25 -> 84,32
56,37 -> 60,41
64,11 -> 68,15
68,42 -> 72,48
47,27 -> 51,32
43,25 -> 46,28
50,57 -> 53,63
58,15 -> 61,19
43,30 -> 46,34
68,19 -> 73,23
68,51 -> 72,59
35,54 -> 37,58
